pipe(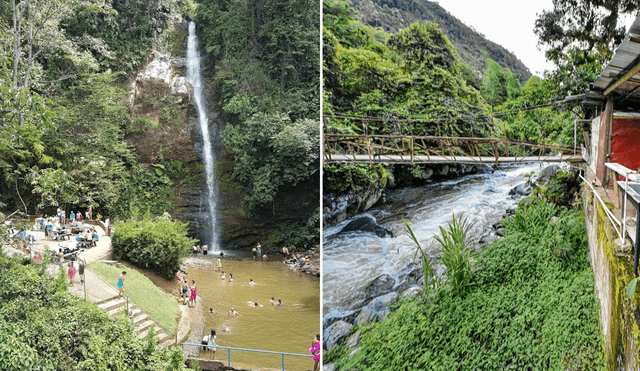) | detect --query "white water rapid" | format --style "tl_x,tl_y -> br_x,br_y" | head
323,163 -> 549,324
186,21 -> 219,250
